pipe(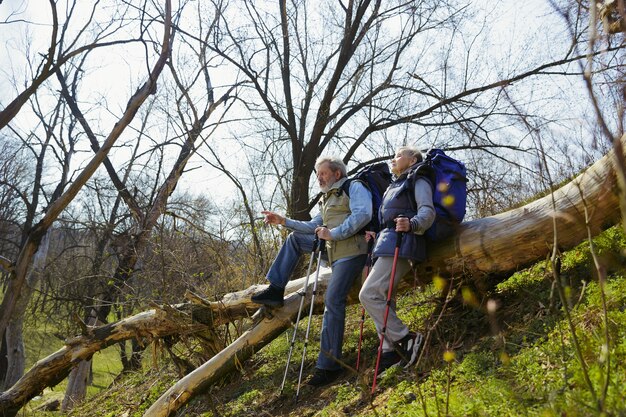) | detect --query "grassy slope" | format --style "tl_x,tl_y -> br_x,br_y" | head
23,322 -> 123,415
52,227 -> 626,416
